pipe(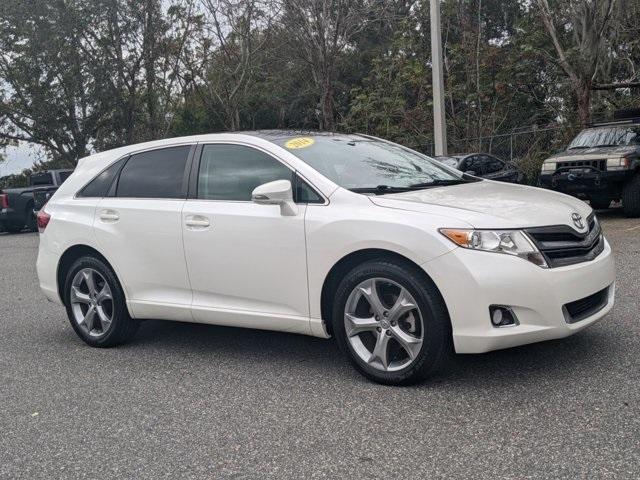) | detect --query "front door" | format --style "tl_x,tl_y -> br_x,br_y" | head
182,143 -> 311,335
